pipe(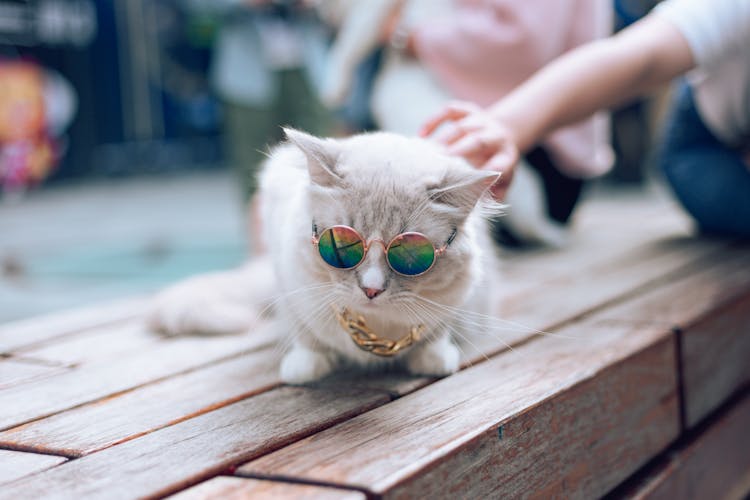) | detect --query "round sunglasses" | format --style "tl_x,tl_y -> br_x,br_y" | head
312,223 -> 457,277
